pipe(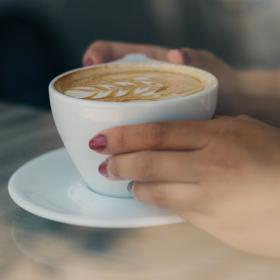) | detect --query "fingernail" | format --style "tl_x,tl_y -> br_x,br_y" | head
85,58 -> 94,66
180,49 -> 192,64
127,181 -> 135,193
98,161 -> 108,177
89,134 -> 107,151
